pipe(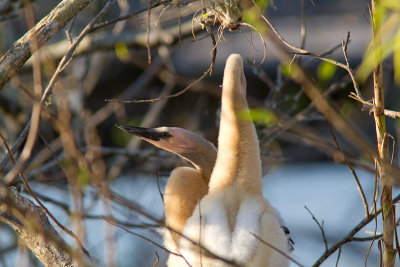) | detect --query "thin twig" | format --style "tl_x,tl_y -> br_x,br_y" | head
328,123 -> 369,217
366,164 -> 380,265
89,0 -> 166,32
103,216 -> 184,258
25,147 -> 168,179
153,251 -> 160,267
366,163 -> 380,267
1,0 -> 117,182
33,191 -> 70,214
0,133 -> 91,259
349,94 -> 400,118
107,53 -> 178,181
65,16 -> 76,44
250,233 -> 304,267
312,193 -> 400,267
304,206 -> 328,252
0,121 -> 30,172
3,0 -> 43,185
147,0 -> 153,63
260,14 -> 376,156
105,31 -> 217,104
353,234 -> 383,242
335,247 -> 341,267
91,60 -> 161,126
41,0 -> 117,104
90,215 -> 159,228
261,13 -> 364,106
0,0 -> 95,90
260,12 -> 400,184
155,172 -> 164,203
341,32 -> 364,101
